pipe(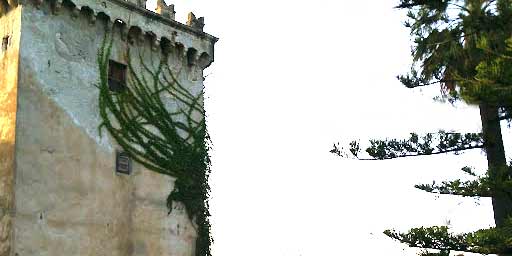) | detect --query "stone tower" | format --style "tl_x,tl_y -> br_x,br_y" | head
0,0 -> 216,255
